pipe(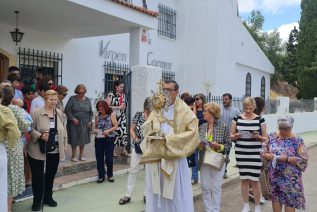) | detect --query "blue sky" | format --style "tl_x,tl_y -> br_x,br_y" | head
238,0 -> 301,41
